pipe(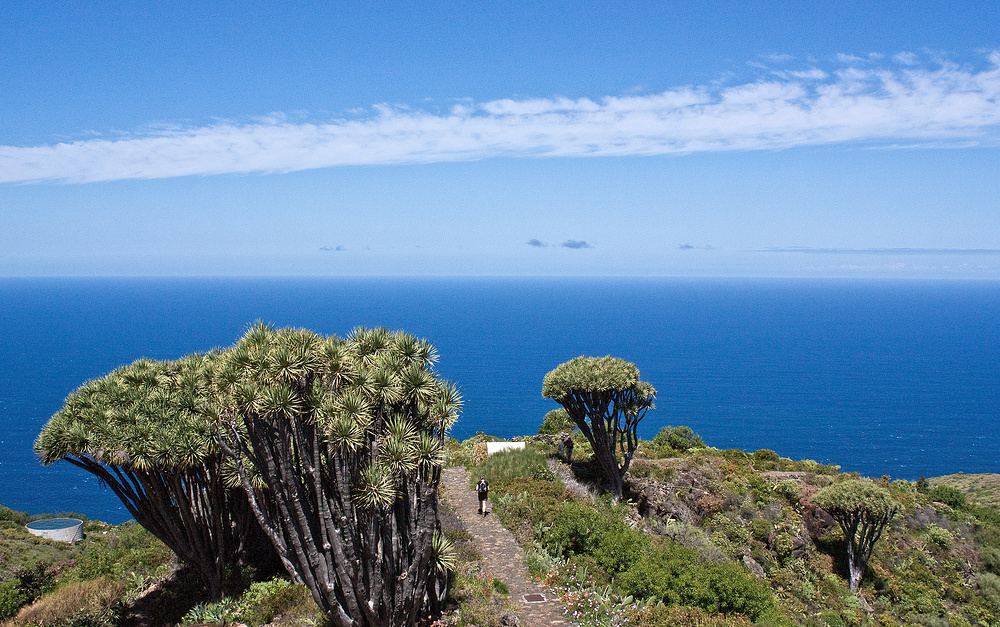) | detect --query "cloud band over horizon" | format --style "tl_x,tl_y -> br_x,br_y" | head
3,52 -> 1000,184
